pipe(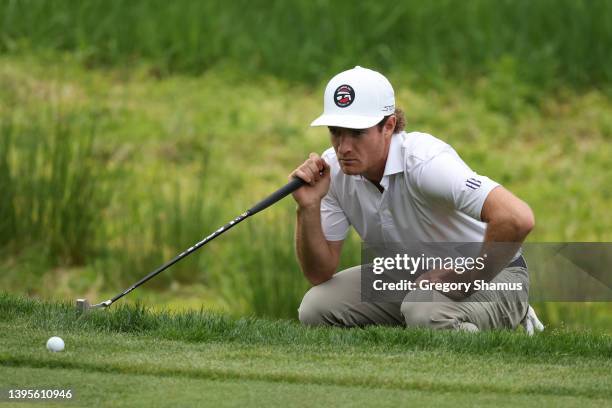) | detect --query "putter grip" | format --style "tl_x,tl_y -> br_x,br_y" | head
248,177 -> 306,216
